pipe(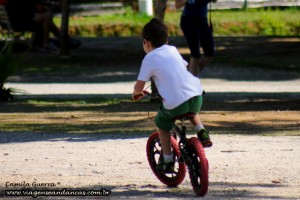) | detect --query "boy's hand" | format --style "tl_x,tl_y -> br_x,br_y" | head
132,91 -> 145,100
132,80 -> 146,100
